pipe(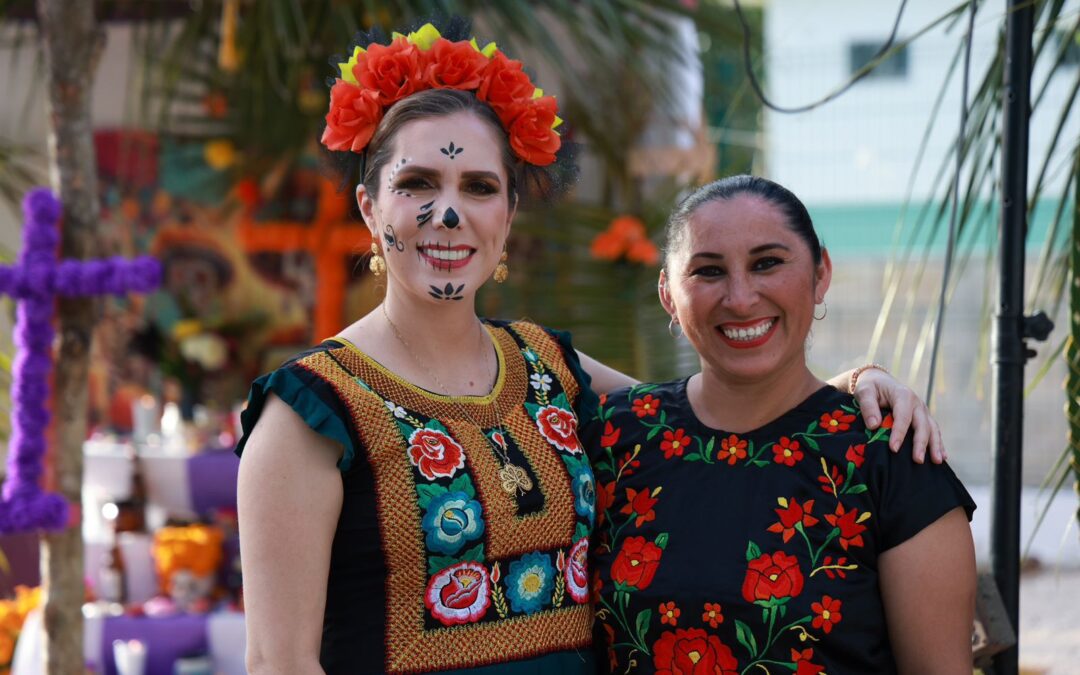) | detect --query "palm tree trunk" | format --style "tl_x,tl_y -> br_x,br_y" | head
35,1 -> 105,671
